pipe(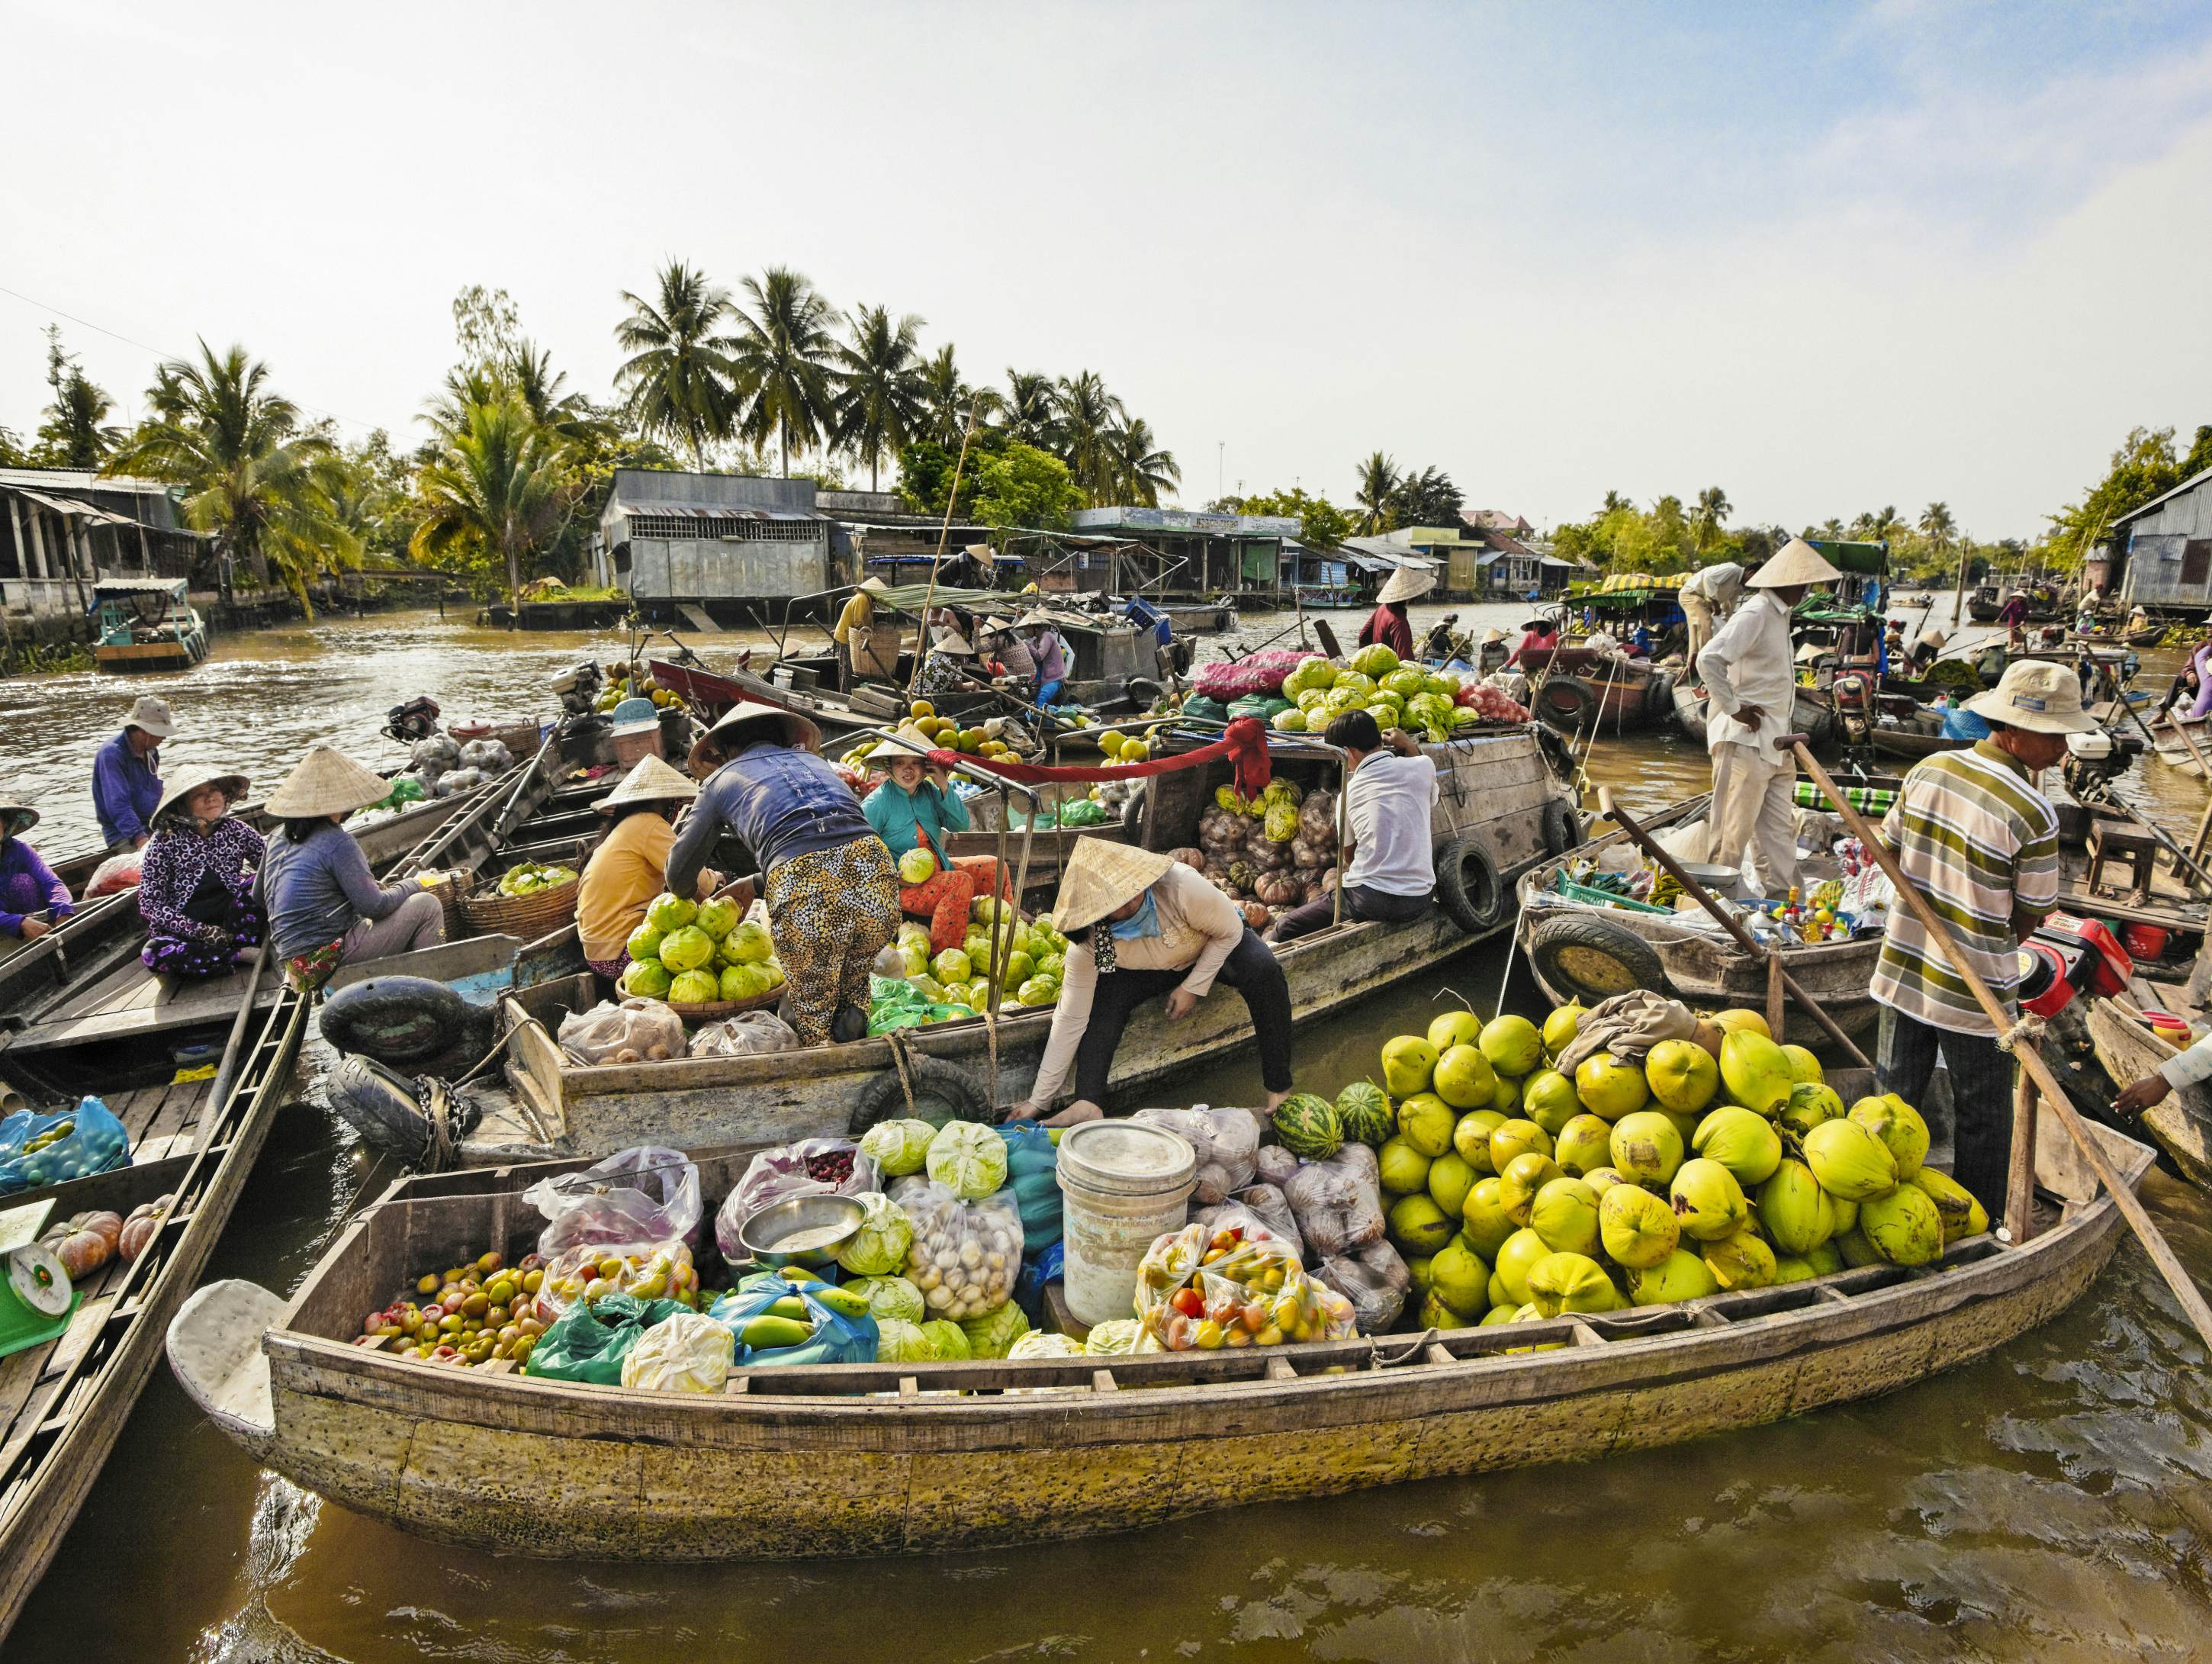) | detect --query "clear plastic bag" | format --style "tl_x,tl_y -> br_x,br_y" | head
1133,1218 -> 1355,1352
1195,1183 -> 1304,1267
619,1309 -> 735,1393
713,1140 -> 878,1263
84,851 -> 143,898
686,1011 -> 801,1057
526,1145 -> 702,1258
1313,1238 -> 1412,1335
0,1098 -> 131,1194
892,1176 -> 1023,1322
1284,1144 -> 1387,1257
532,1239 -> 699,1320
1131,1105 -> 1259,1206
556,999 -> 686,1066
1252,1142 -> 1302,1189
